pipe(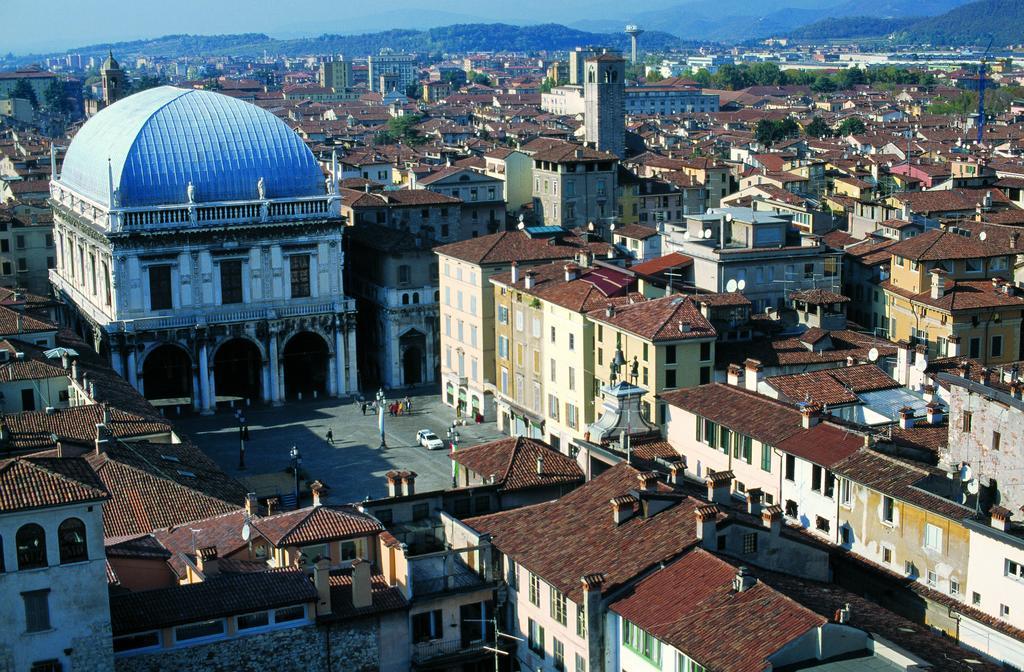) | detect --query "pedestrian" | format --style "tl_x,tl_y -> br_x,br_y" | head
404,396 -> 412,413
326,429 -> 334,445
361,402 -> 367,416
